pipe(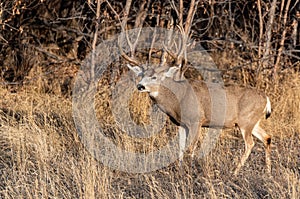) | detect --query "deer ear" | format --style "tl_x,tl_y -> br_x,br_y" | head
165,66 -> 180,77
127,64 -> 143,76
165,65 -> 185,81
